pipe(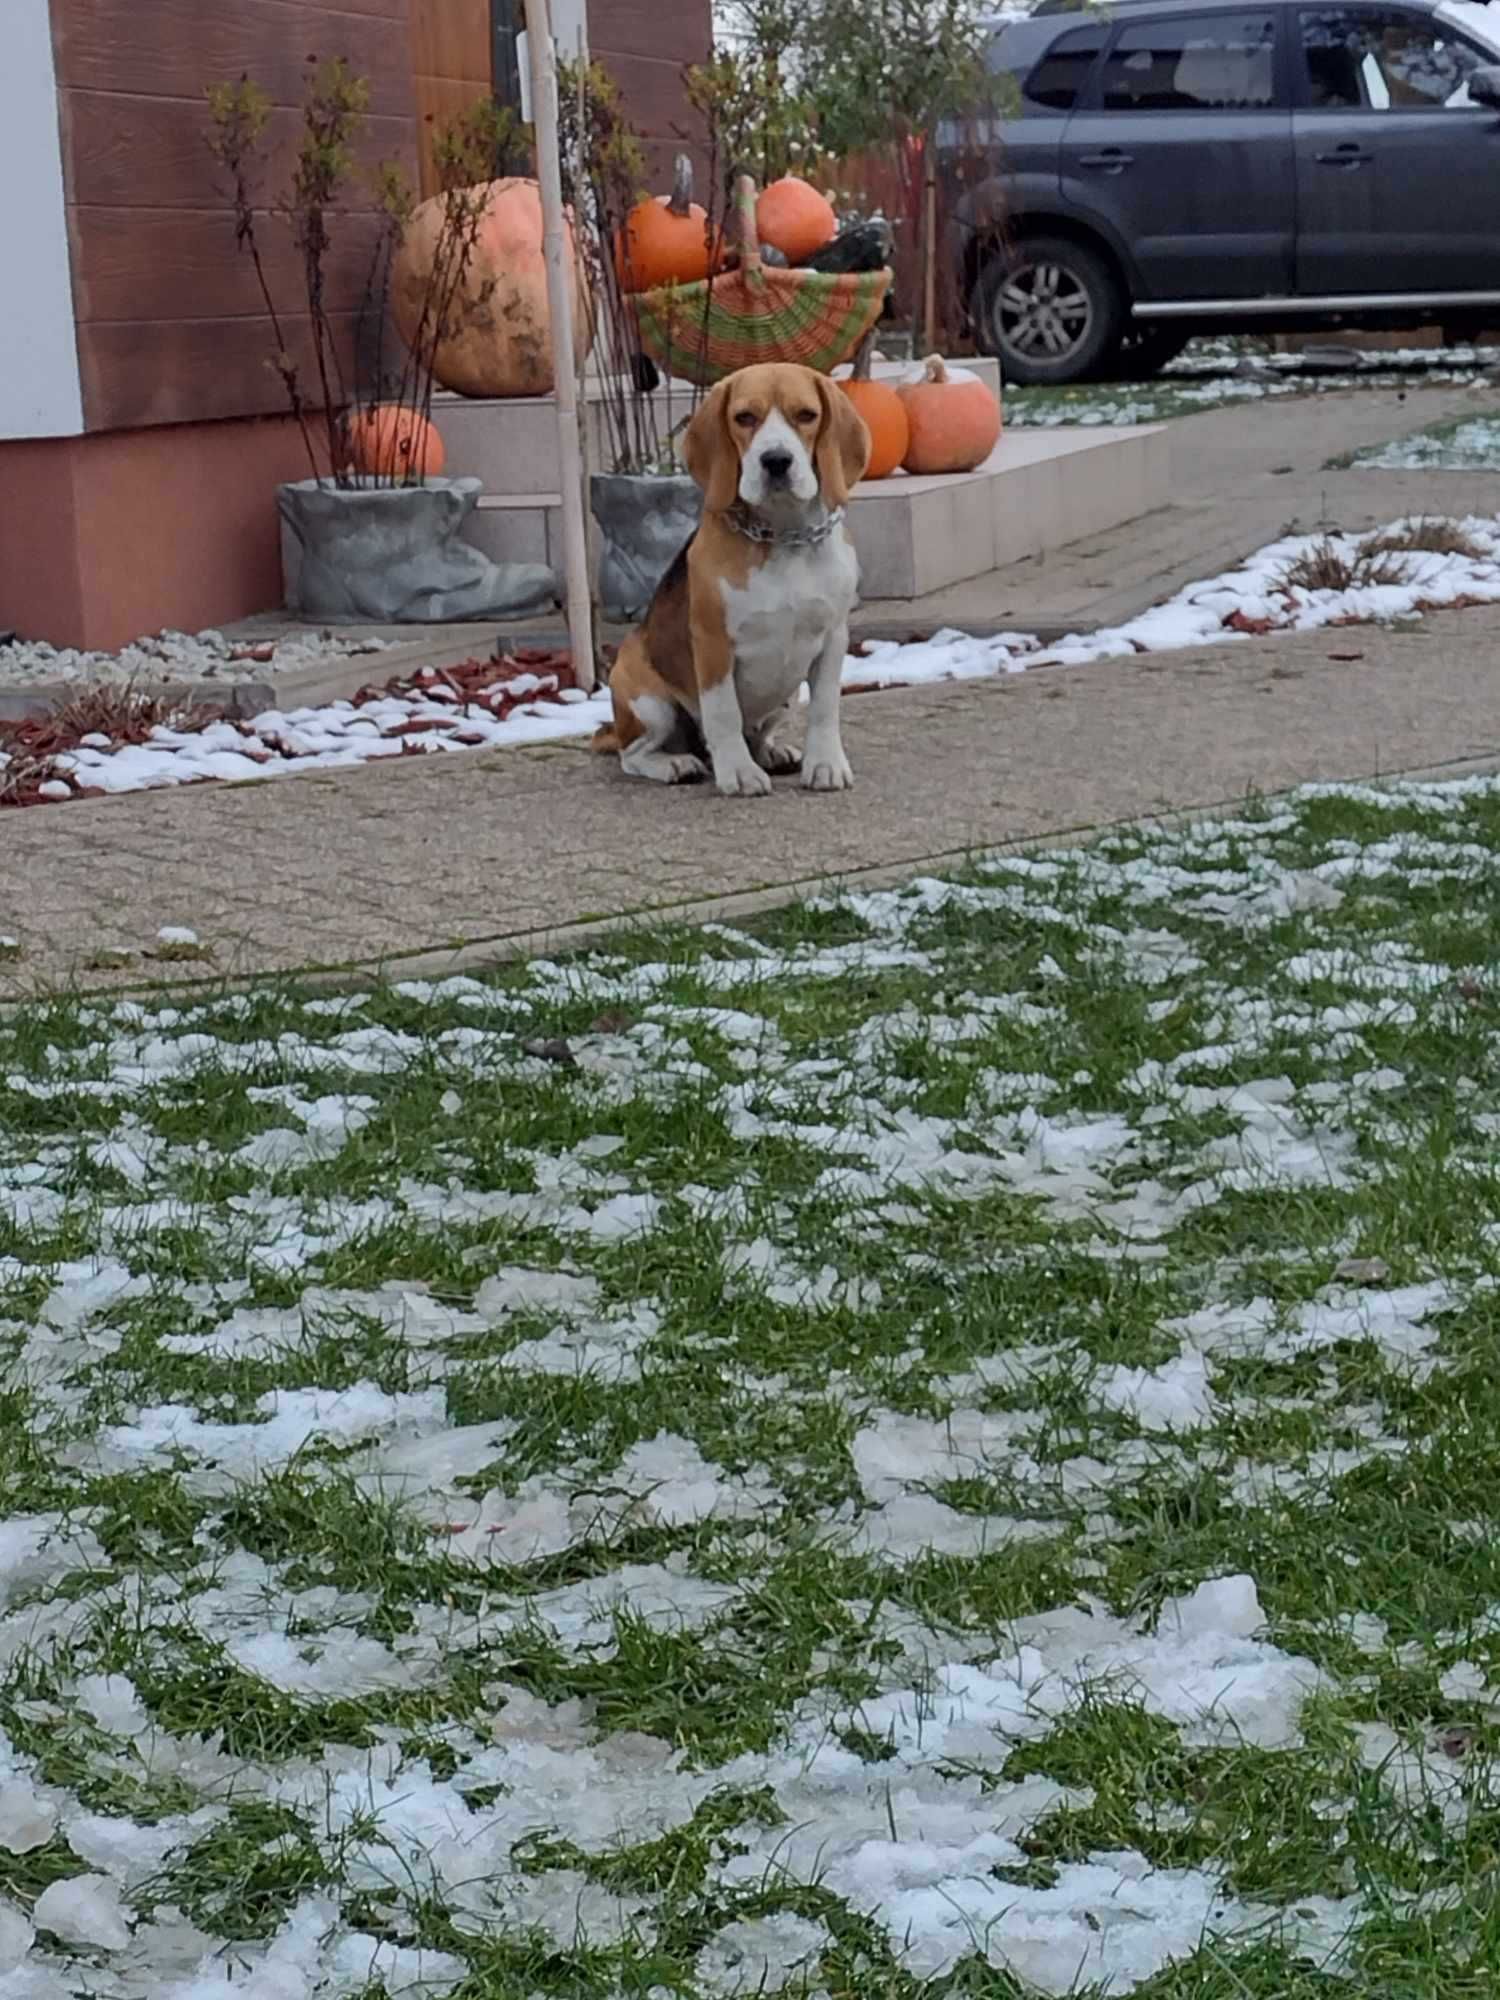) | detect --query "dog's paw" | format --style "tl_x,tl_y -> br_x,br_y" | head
715,755 -> 774,798
802,748 -> 854,793
666,755 -> 708,784
755,739 -> 803,775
